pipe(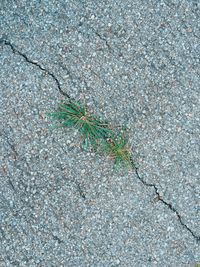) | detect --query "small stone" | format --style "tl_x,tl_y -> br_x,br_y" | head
81,169 -> 86,174
116,259 -> 120,264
